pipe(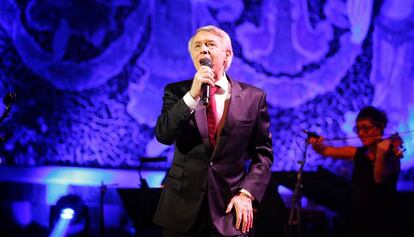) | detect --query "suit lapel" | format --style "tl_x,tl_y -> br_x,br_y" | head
212,78 -> 245,157
195,76 -> 245,157
221,78 -> 244,136
194,102 -> 211,154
